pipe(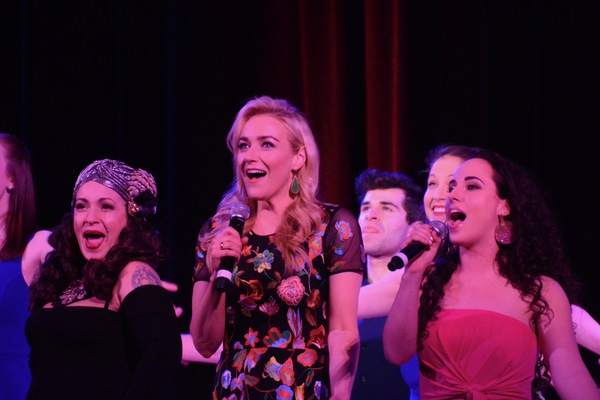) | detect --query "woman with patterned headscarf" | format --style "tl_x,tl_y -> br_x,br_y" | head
22,159 -> 182,399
